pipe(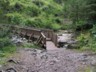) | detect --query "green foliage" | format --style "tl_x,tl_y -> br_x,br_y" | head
0,26 -> 16,65
1,0 -> 63,29
6,13 -> 24,25
77,31 -> 96,52
0,0 -> 96,30
86,0 -> 96,22
0,45 -> 16,65
0,26 -> 12,49
50,24 -> 61,31
77,33 -> 89,48
23,43 -> 40,49
0,38 -> 12,48
1,45 -> 16,53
